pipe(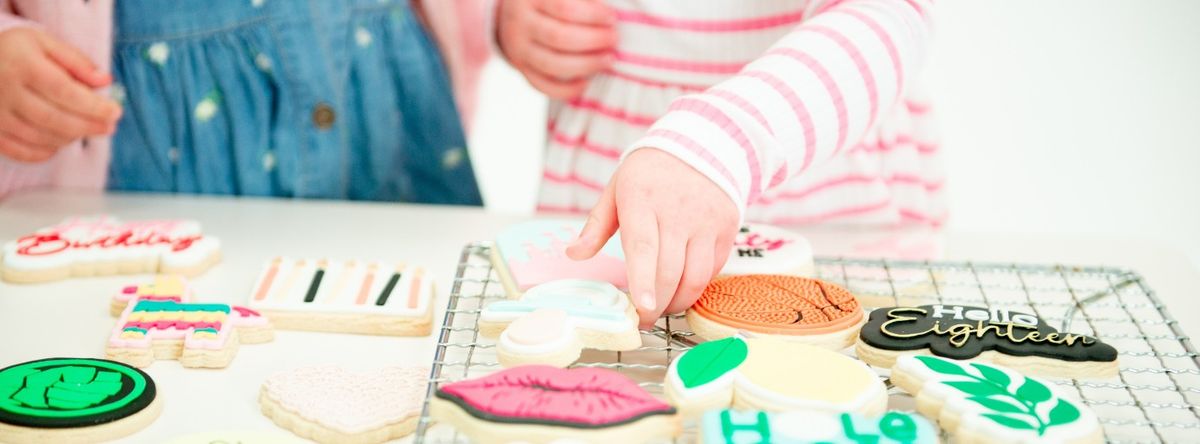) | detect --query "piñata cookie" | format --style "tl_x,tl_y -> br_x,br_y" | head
109,275 -> 194,316
492,220 -> 628,297
700,409 -> 938,444
856,304 -> 1118,378
247,258 -> 434,336
893,355 -> 1102,444
0,358 -> 162,444
431,365 -> 678,443
107,297 -> 274,368
686,275 -> 864,350
1,216 -> 220,284
260,366 -> 427,444
665,336 -> 886,418
722,224 -> 814,277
